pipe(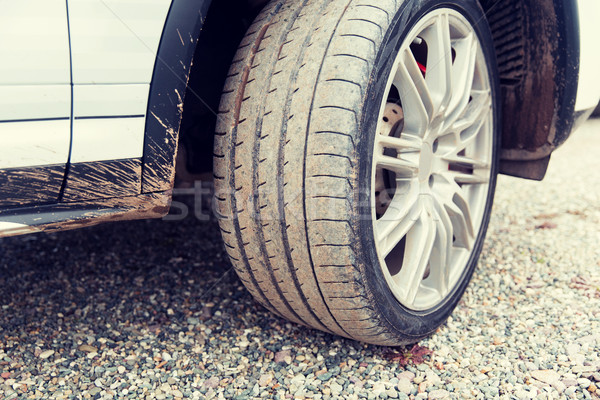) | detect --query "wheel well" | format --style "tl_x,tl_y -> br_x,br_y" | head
176,0 -> 268,183
479,0 -> 578,180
